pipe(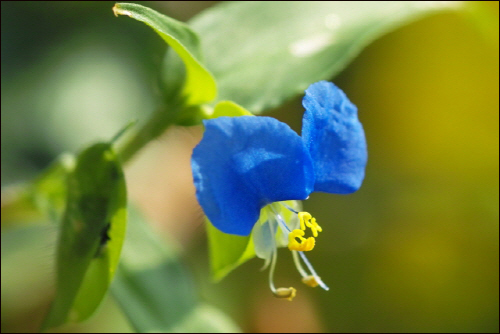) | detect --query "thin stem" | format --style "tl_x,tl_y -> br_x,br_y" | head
116,102 -> 183,164
292,250 -> 309,278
